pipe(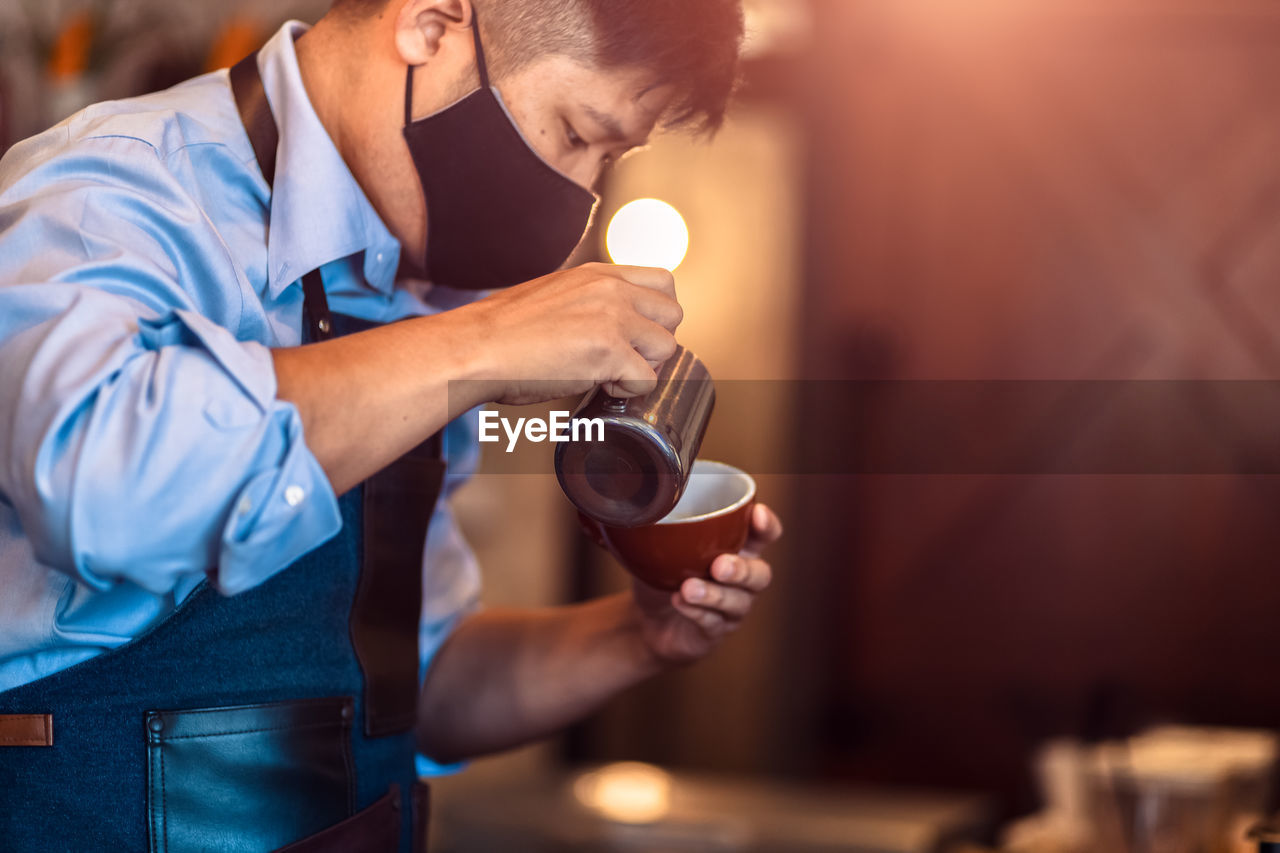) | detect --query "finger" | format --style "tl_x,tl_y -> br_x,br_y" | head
669,594 -> 730,635
710,554 -> 773,593
602,348 -> 658,398
682,578 -> 754,621
626,317 -> 678,365
606,264 -> 677,298
628,286 -> 684,333
742,504 -> 783,558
